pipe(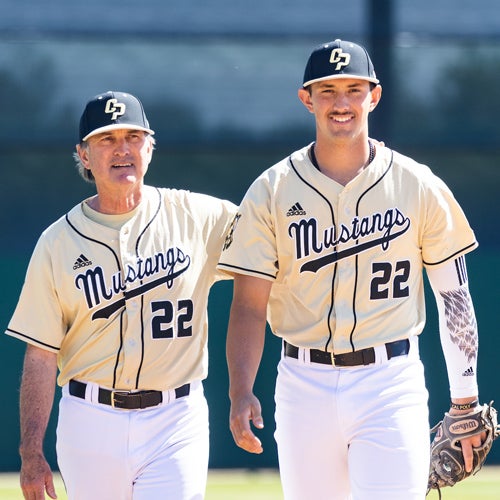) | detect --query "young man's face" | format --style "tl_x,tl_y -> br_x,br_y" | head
298,78 -> 381,142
